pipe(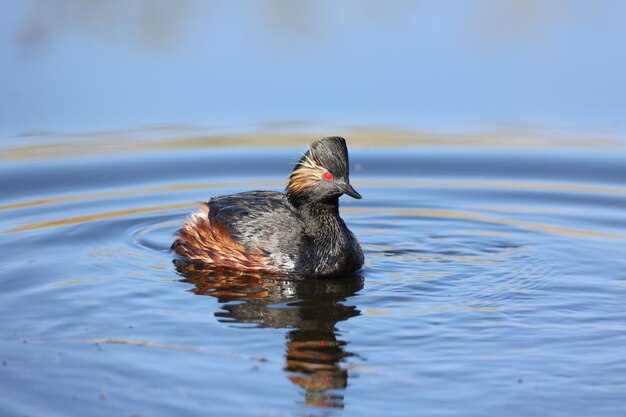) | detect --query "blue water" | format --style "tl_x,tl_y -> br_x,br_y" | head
1,134 -> 626,416
2,2 -> 626,416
